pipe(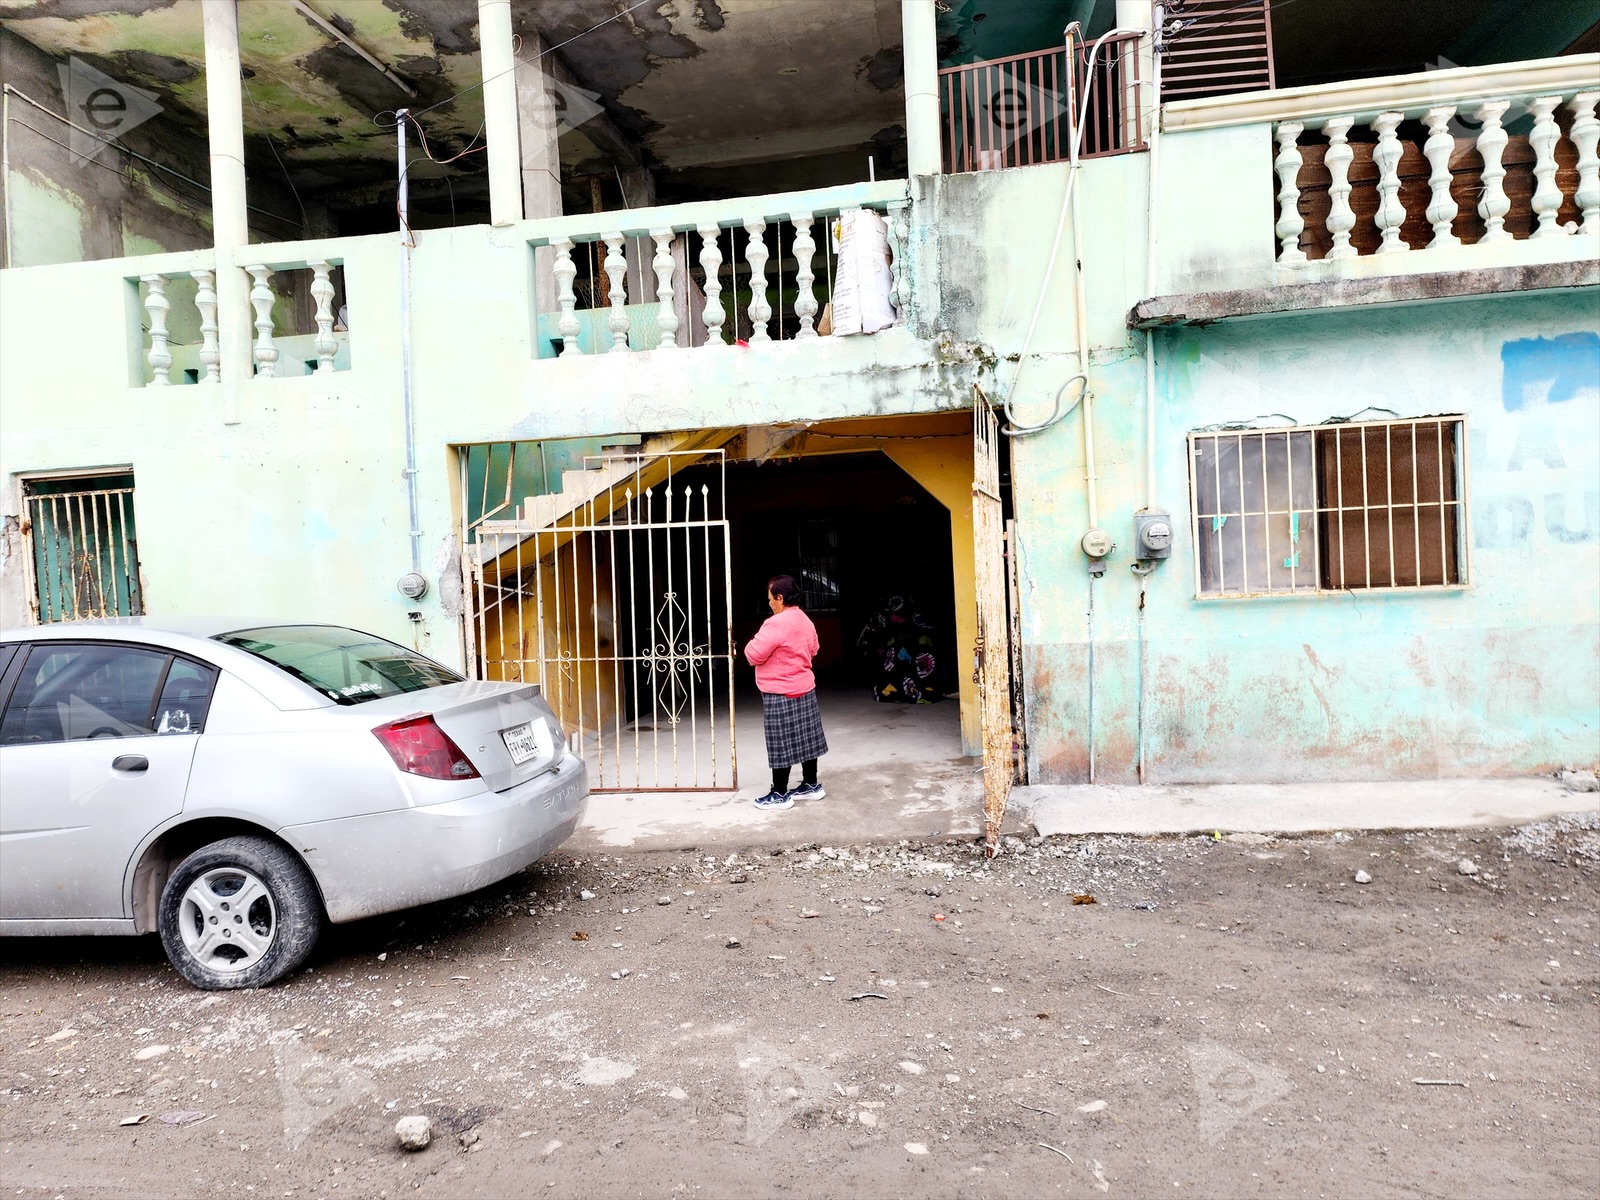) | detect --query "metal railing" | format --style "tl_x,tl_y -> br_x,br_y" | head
939,31 -> 1146,173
